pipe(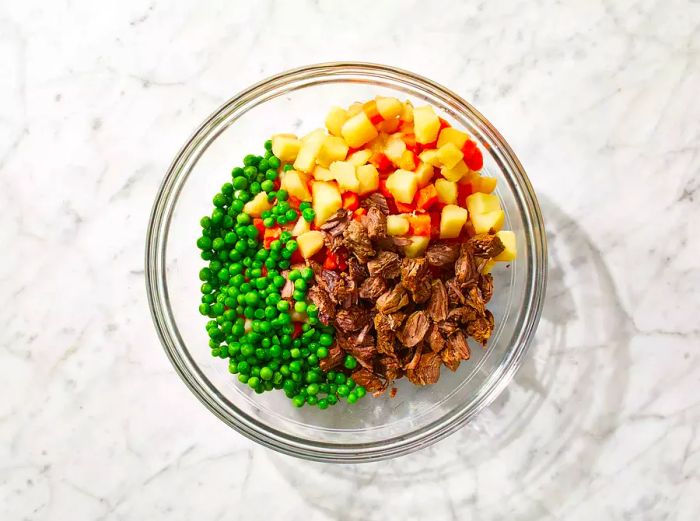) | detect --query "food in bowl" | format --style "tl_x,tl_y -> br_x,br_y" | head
195,97 -> 517,410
